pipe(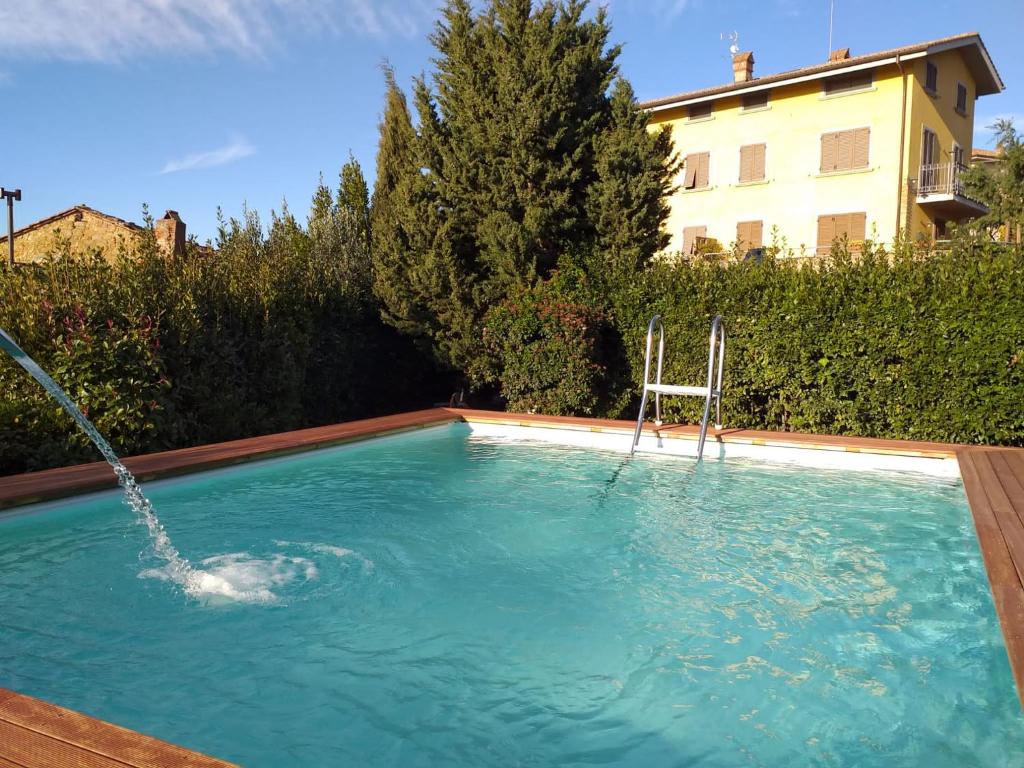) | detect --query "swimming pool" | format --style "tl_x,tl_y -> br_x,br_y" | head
1,422 -> 1021,766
